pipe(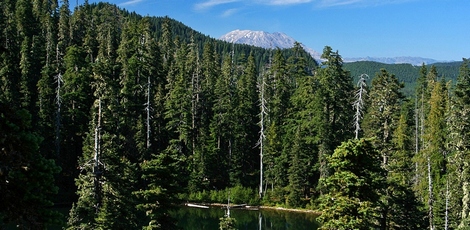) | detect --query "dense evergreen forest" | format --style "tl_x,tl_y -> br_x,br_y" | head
1,0 -> 470,229
344,61 -> 462,96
